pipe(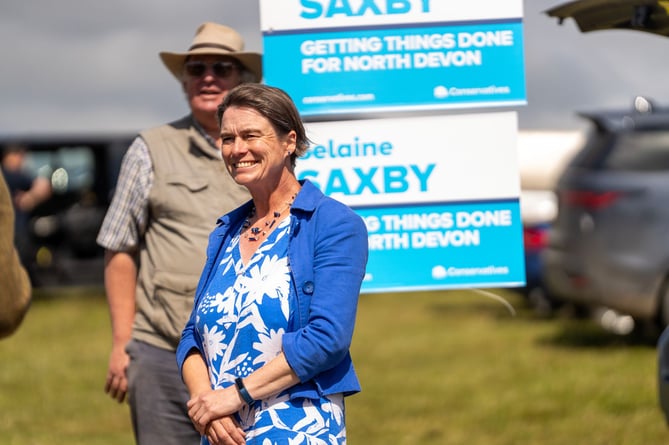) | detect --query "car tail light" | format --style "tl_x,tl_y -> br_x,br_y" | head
568,274 -> 589,289
523,227 -> 548,252
560,190 -> 621,210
